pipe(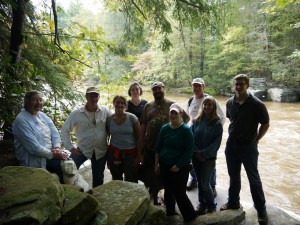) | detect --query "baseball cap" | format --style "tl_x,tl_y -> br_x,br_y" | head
151,82 -> 164,90
192,78 -> 205,86
169,103 -> 183,113
86,87 -> 100,94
